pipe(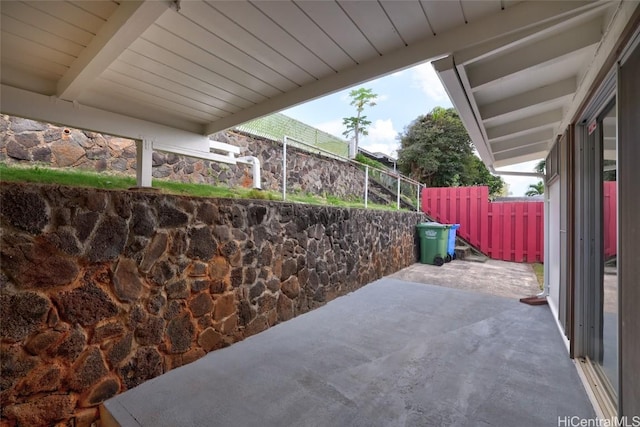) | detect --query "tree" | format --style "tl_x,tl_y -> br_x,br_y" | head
465,154 -> 506,197
525,181 -> 545,196
342,88 -> 377,155
535,159 -> 545,175
397,107 -> 504,196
